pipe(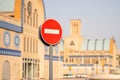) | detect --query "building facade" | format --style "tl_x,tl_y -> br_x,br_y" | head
0,0 -> 118,79
116,49 -> 120,69
0,0 -> 63,80
63,19 -> 117,75
44,45 -> 63,79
